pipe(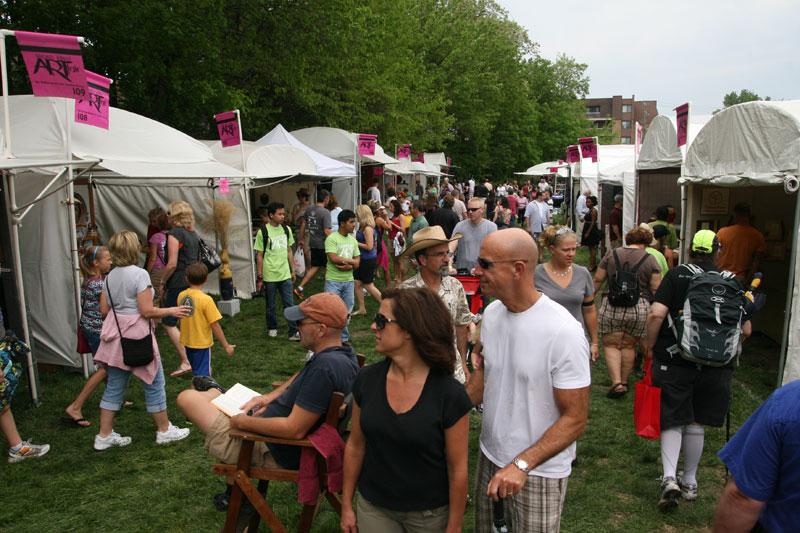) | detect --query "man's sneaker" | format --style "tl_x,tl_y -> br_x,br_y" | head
94,431 -> 132,451
658,476 -> 680,511
677,473 -> 698,501
288,332 -> 301,341
8,440 -> 50,463
294,286 -> 304,300
212,491 -> 230,511
192,375 -> 227,394
156,422 -> 190,444
268,329 -> 278,338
